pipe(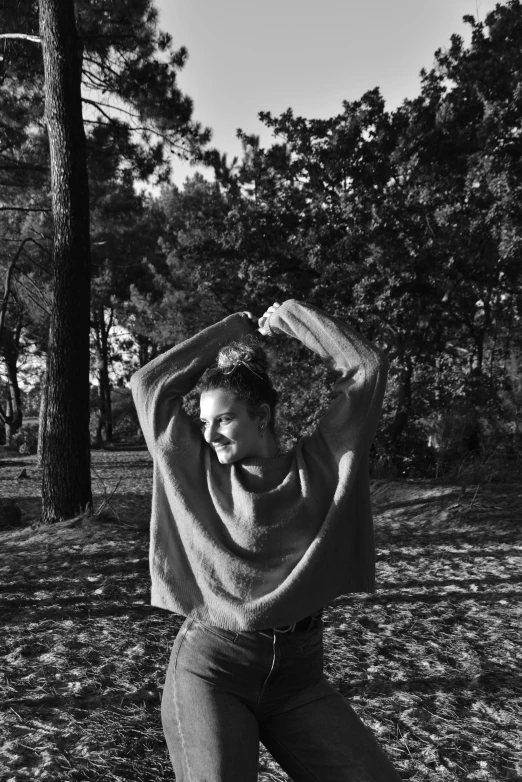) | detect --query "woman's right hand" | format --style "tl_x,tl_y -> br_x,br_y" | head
241,311 -> 258,329
257,302 -> 281,335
